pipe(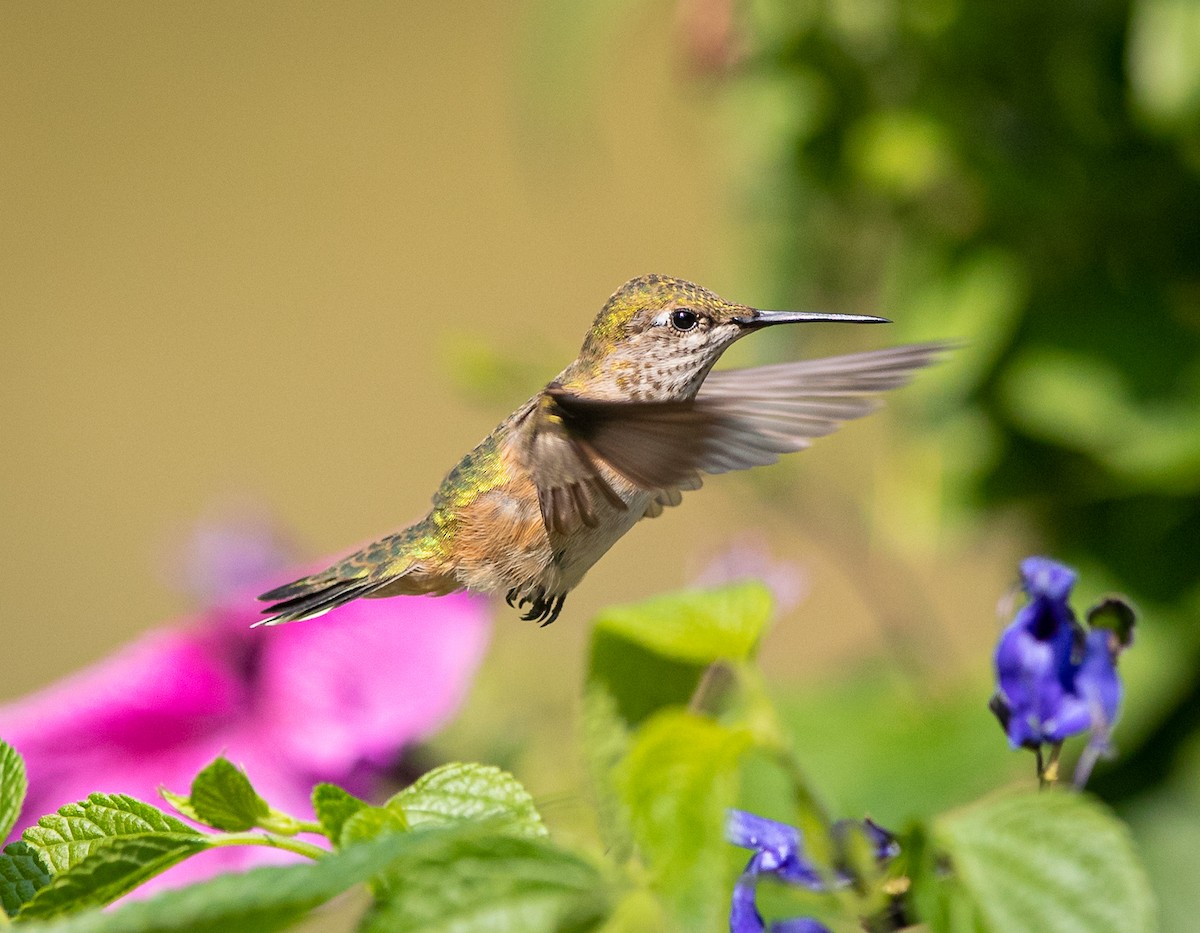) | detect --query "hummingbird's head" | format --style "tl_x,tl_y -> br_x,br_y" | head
561,274 -> 887,401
